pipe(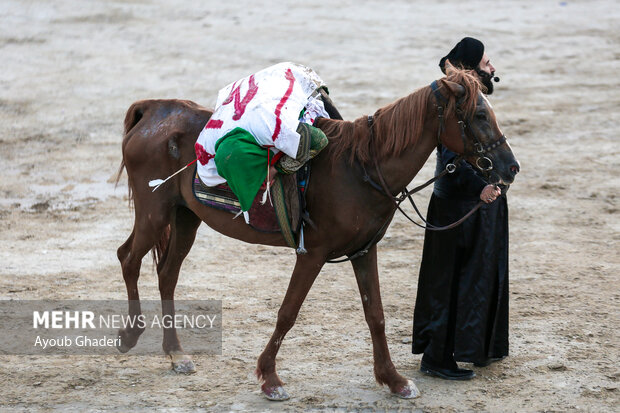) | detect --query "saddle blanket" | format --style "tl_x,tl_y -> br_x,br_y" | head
193,169 -> 301,235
